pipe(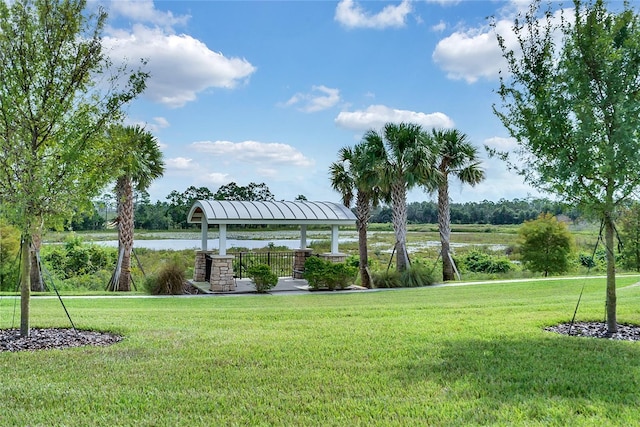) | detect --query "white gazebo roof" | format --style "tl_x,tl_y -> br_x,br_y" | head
187,200 -> 356,225
186,200 -> 356,255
